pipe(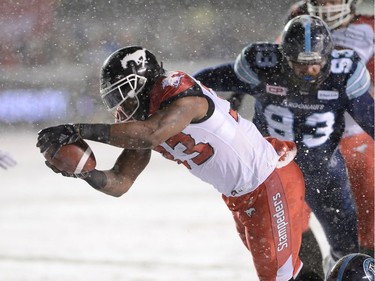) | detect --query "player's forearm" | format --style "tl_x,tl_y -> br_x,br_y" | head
77,123 -> 157,149
84,169 -> 107,190
84,169 -> 132,197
